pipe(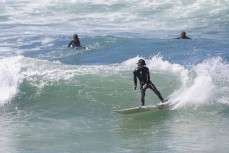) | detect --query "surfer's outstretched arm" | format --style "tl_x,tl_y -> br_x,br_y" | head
68,41 -> 73,47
